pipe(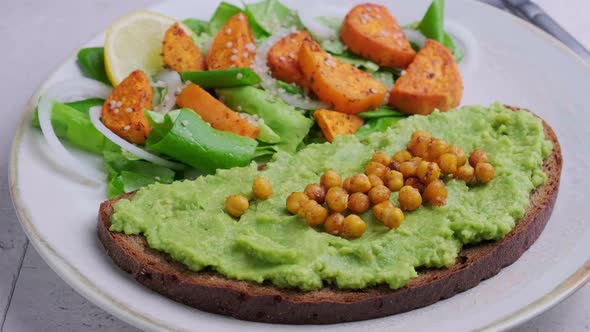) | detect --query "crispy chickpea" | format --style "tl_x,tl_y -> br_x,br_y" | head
454,164 -> 475,183
392,150 -> 412,163
398,185 -> 422,211
399,159 -> 420,178
325,187 -> 349,212
368,174 -> 384,187
383,170 -> 404,192
324,213 -> 344,235
408,135 -> 431,158
349,173 -> 372,193
372,200 -> 394,221
348,192 -> 370,213
405,177 -> 426,194
368,184 -> 391,205
225,195 -> 249,217
342,177 -> 352,193
416,160 -> 441,184
304,183 -> 326,204
427,138 -> 450,160
341,214 -> 367,238
286,192 -> 309,214
450,146 -> 467,166
300,200 -> 328,226
469,149 -> 488,167
389,160 -> 401,172
371,151 -> 391,166
365,161 -> 389,179
475,162 -> 495,184
423,179 -> 448,206
438,153 -> 458,174
381,207 -> 405,229
252,176 -> 273,200
320,169 -> 342,189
